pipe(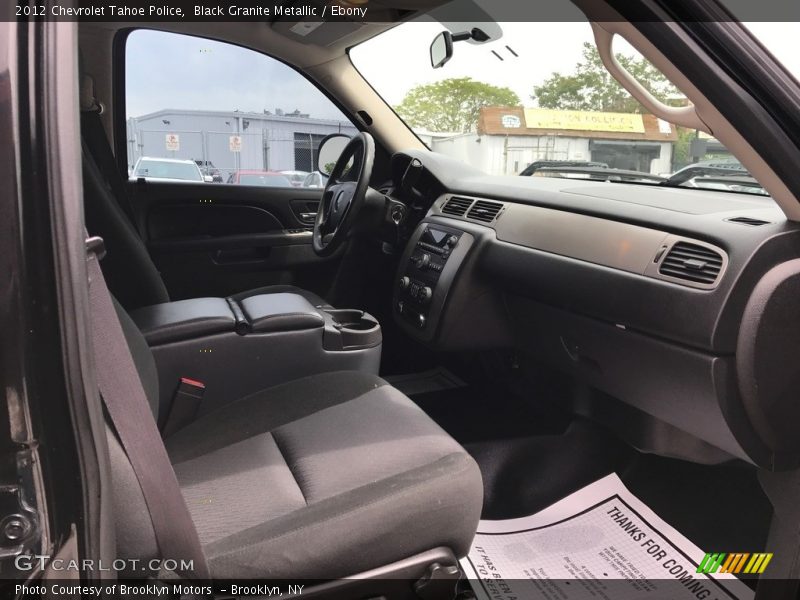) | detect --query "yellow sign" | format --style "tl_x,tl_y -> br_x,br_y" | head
524,108 -> 645,133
